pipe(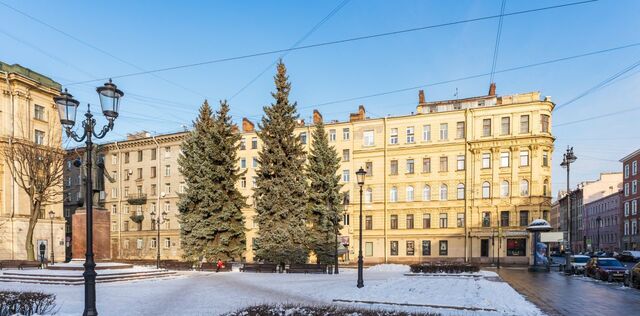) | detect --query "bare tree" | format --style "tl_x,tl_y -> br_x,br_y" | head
1,122 -> 64,260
